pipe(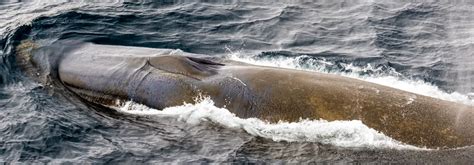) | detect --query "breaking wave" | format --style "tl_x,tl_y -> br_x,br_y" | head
112,96 -> 423,150
227,52 -> 474,106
